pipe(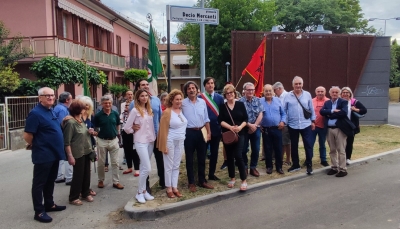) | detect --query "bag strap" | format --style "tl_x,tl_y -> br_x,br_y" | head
225,103 -> 236,126
294,93 -> 308,111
